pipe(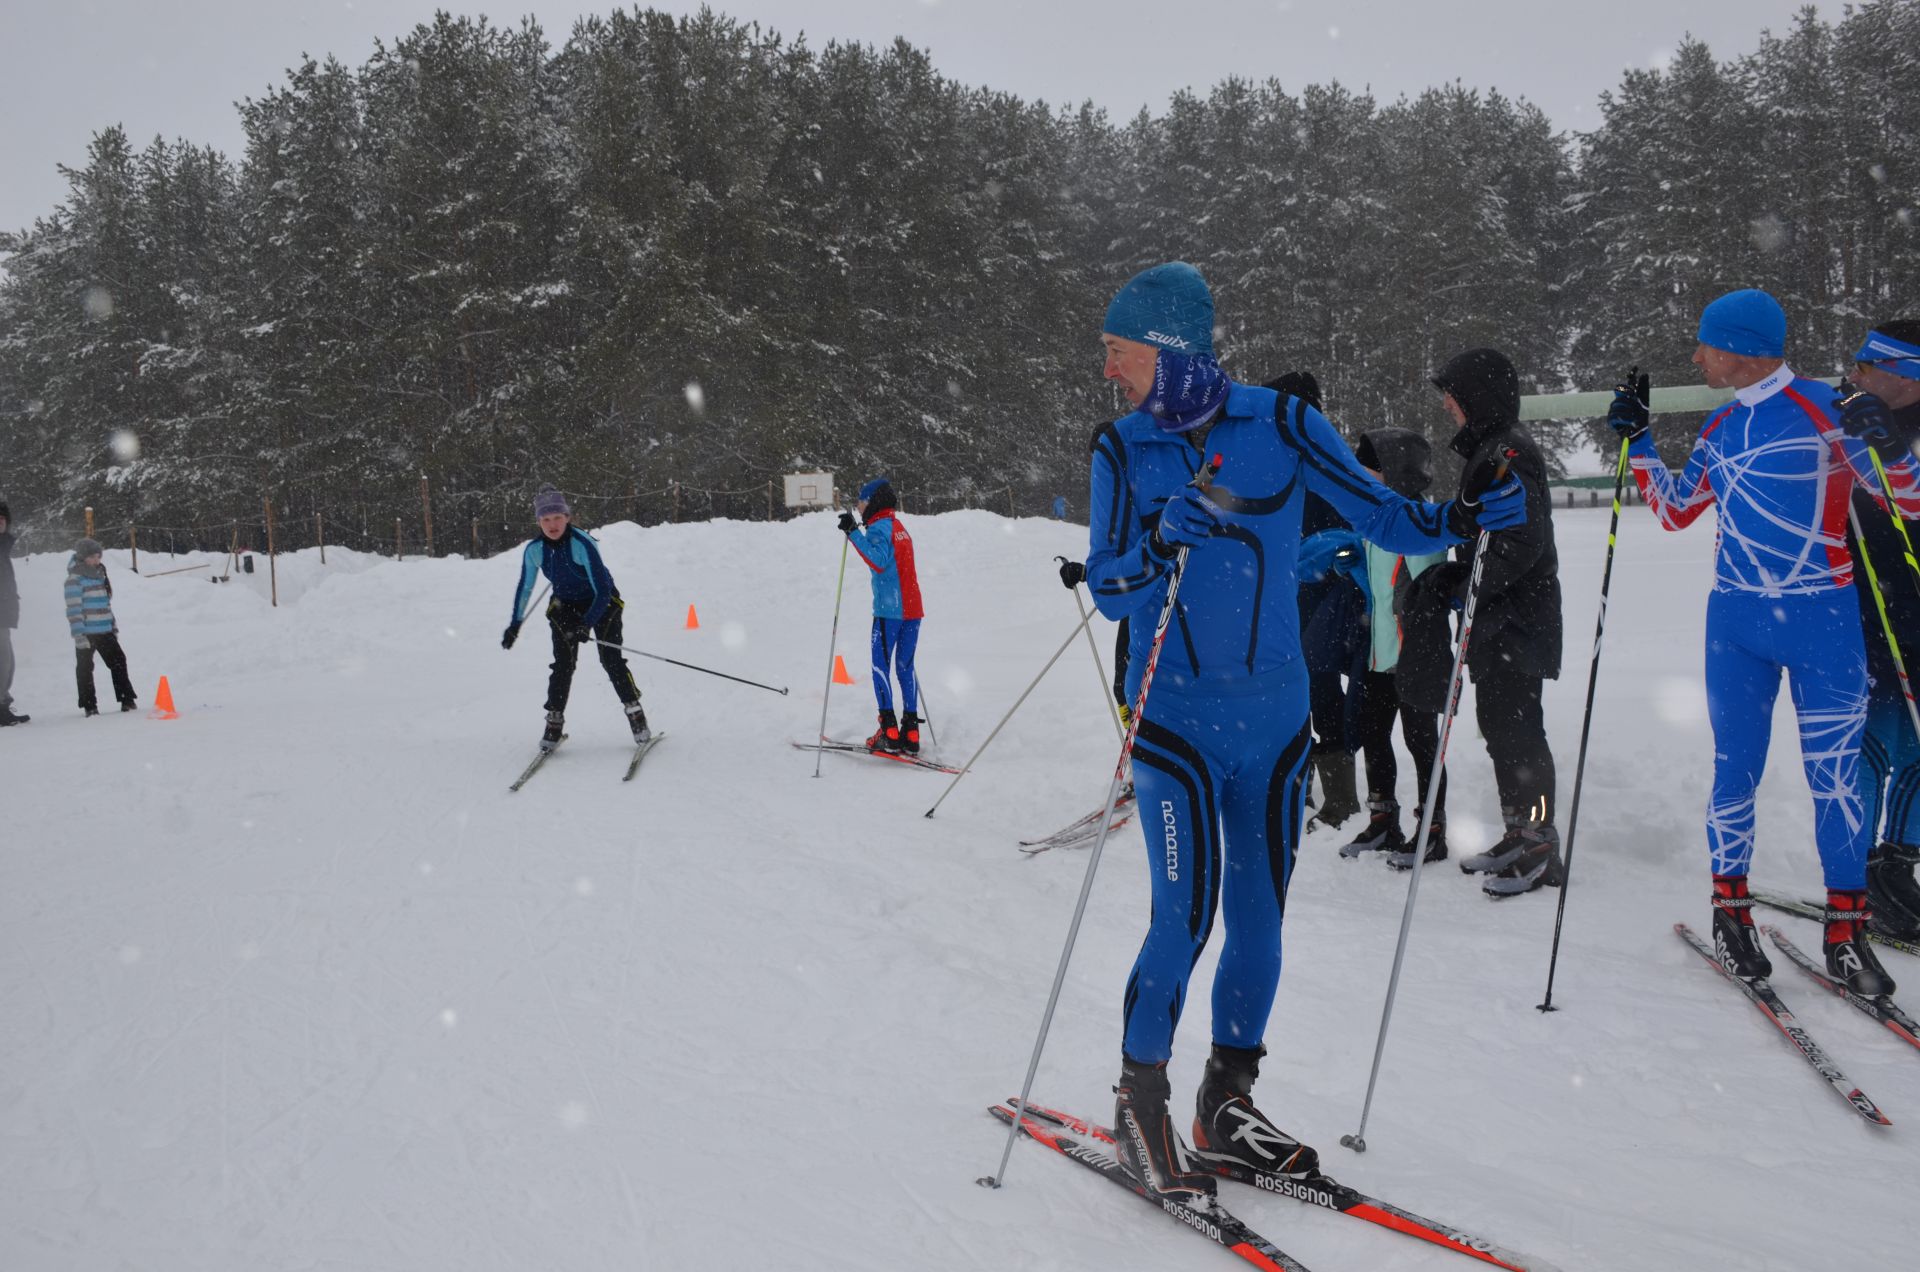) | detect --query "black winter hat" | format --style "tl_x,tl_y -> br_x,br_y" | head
1354,429 -> 1434,499
75,537 -> 105,560
1431,348 -> 1520,425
